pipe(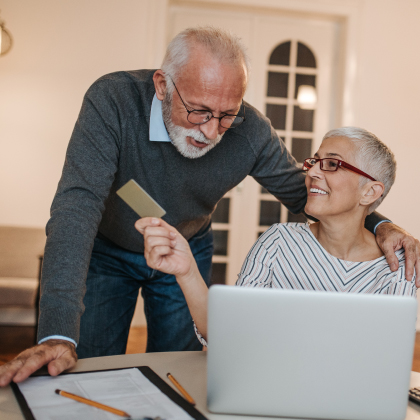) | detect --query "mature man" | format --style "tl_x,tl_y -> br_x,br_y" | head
0,26 -> 419,387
